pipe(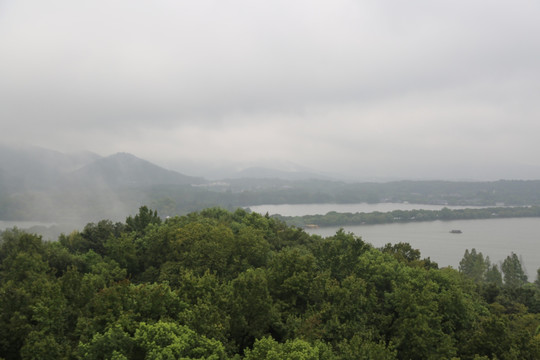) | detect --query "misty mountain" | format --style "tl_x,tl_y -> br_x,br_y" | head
0,145 -> 101,191
0,146 -> 208,223
228,166 -> 334,181
4,144 -> 540,228
70,152 -> 206,188
0,146 -> 205,191
169,159 -> 336,181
